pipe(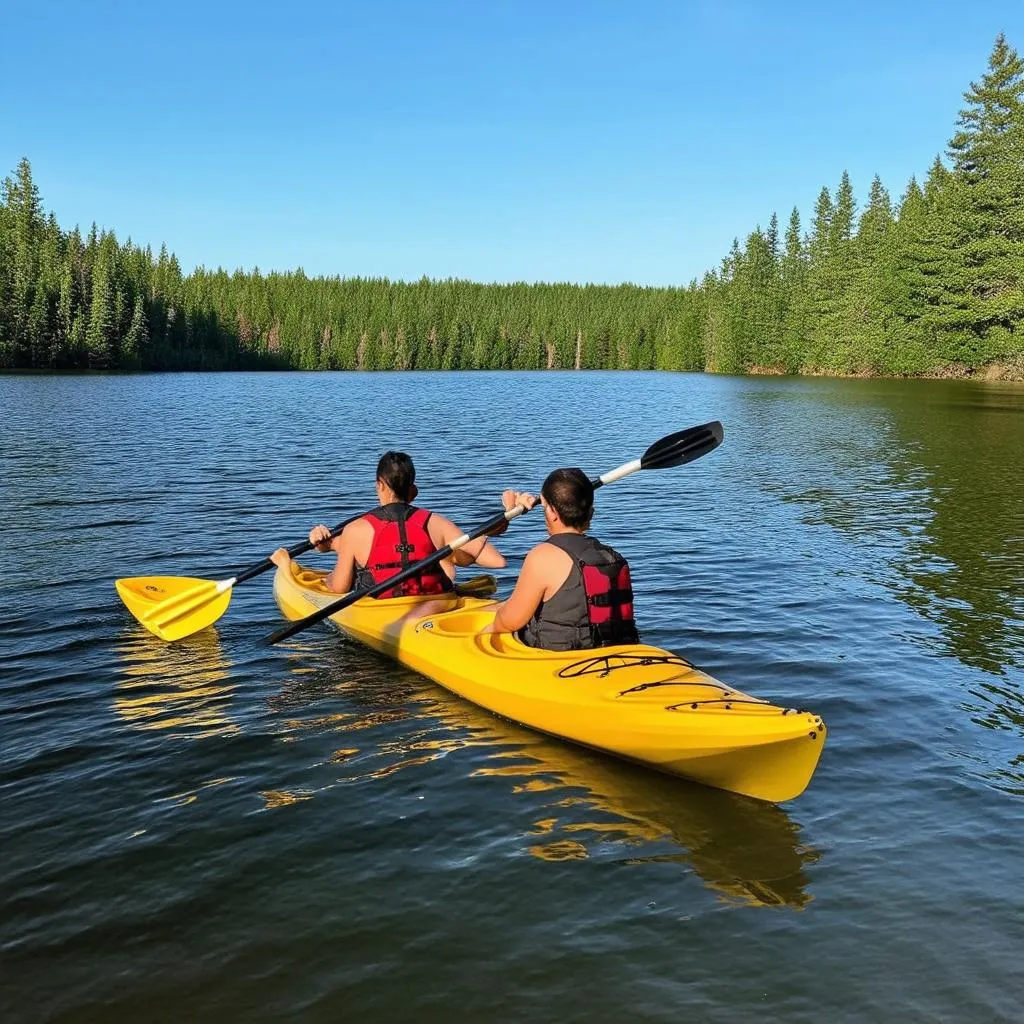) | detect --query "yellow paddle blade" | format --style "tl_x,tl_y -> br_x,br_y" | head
115,575 -> 234,642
